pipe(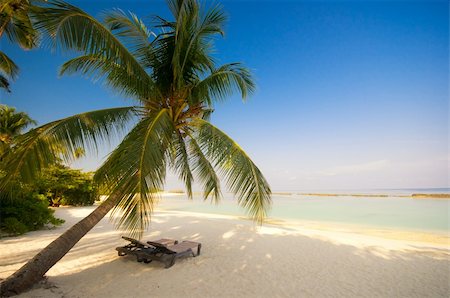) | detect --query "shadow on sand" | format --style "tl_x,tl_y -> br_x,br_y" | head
1,209 -> 449,297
